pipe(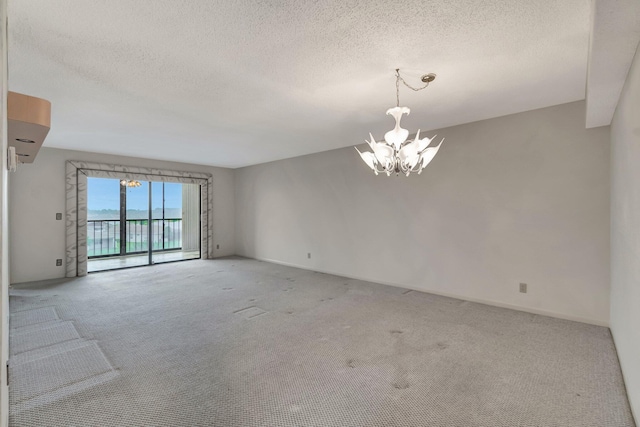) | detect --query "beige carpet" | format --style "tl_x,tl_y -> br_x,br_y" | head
8,257 -> 636,426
